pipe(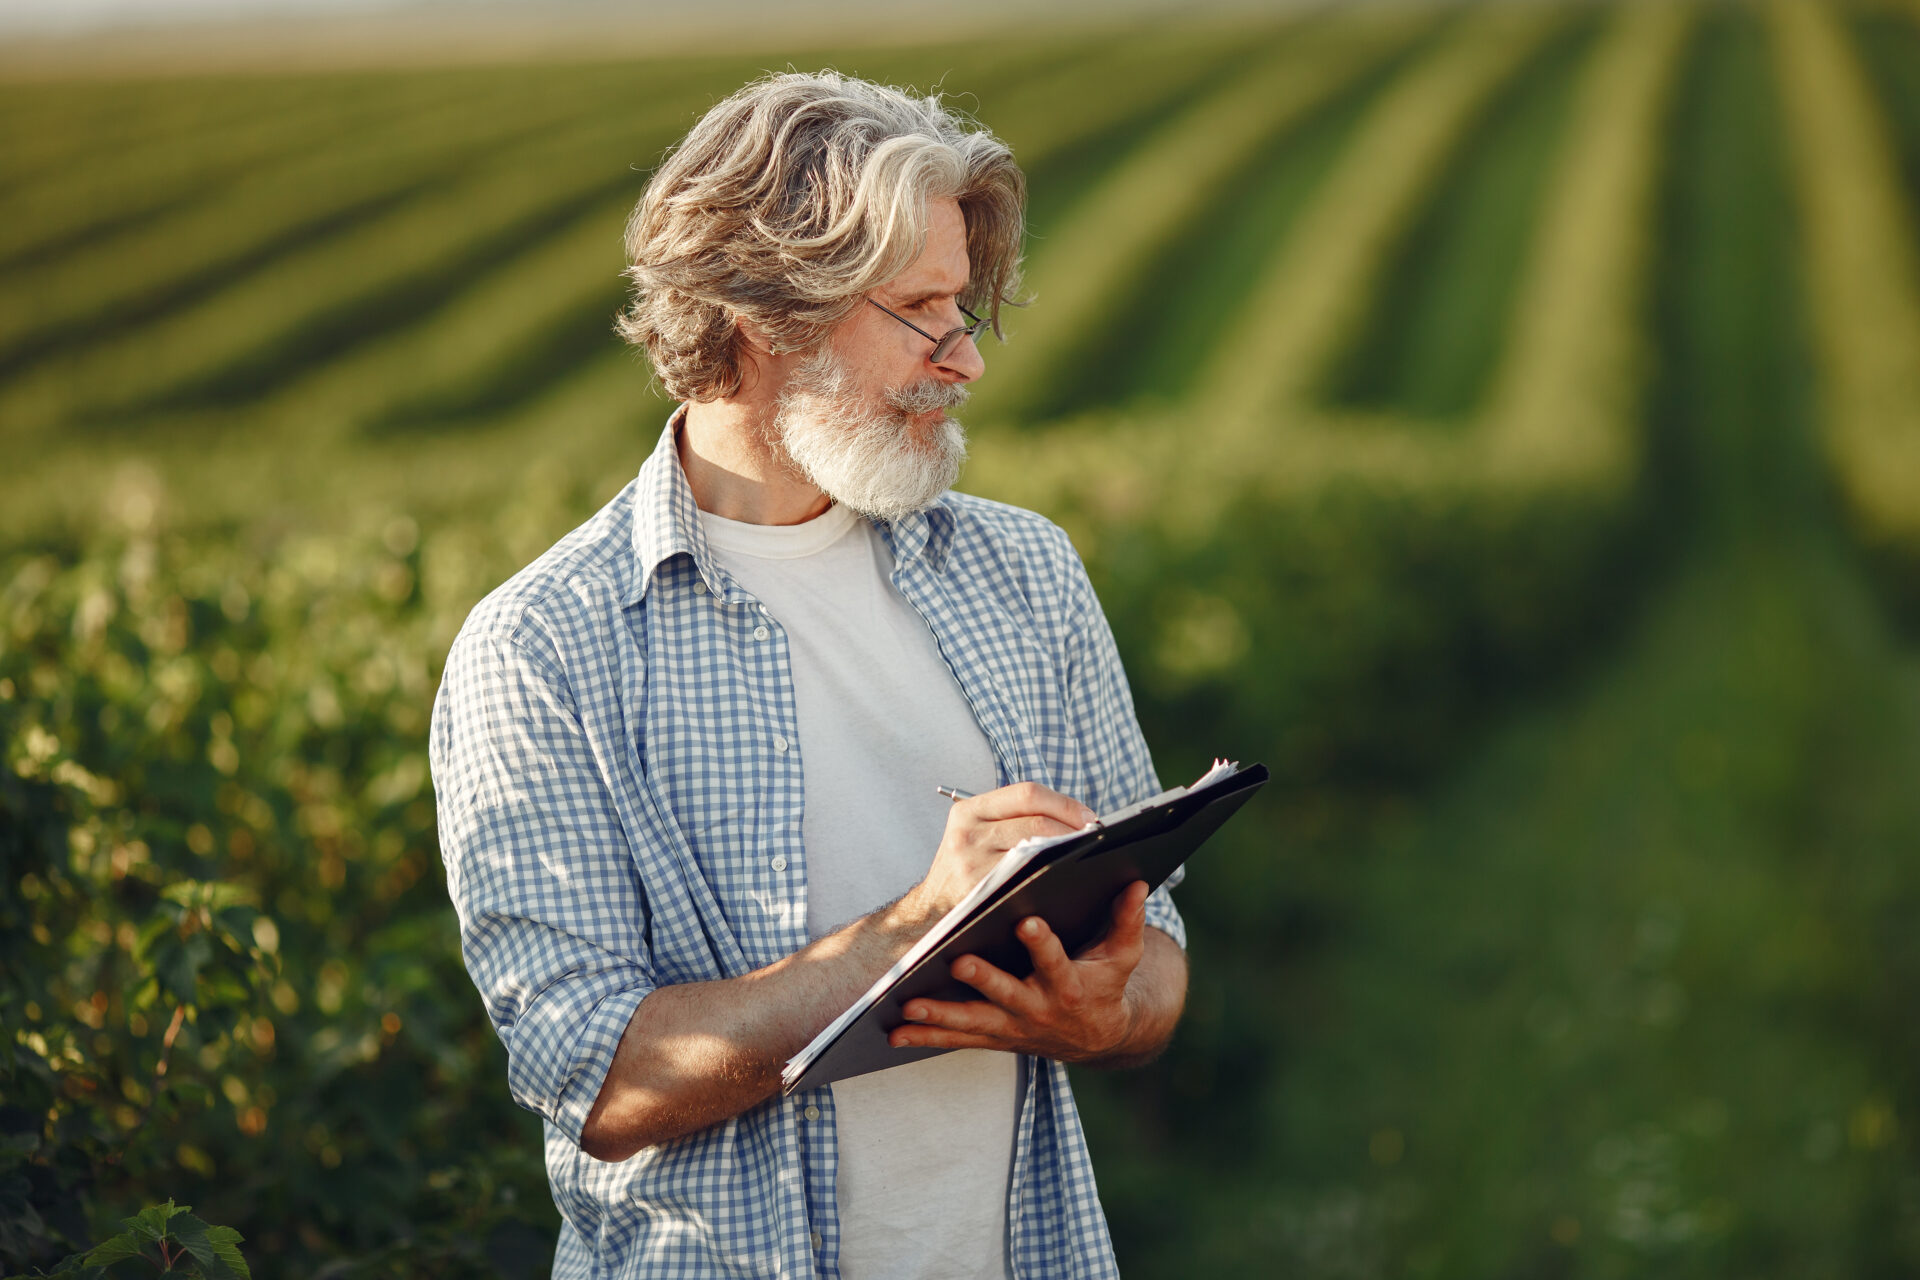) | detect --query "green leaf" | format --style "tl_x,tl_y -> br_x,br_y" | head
80,1228 -> 149,1264
42,1249 -> 109,1280
134,913 -> 176,958
124,1200 -> 183,1242
212,905 -> 256,944
161,880 -> 254,911
153,940 -> 198,1005
172,1216 -> 250,1280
